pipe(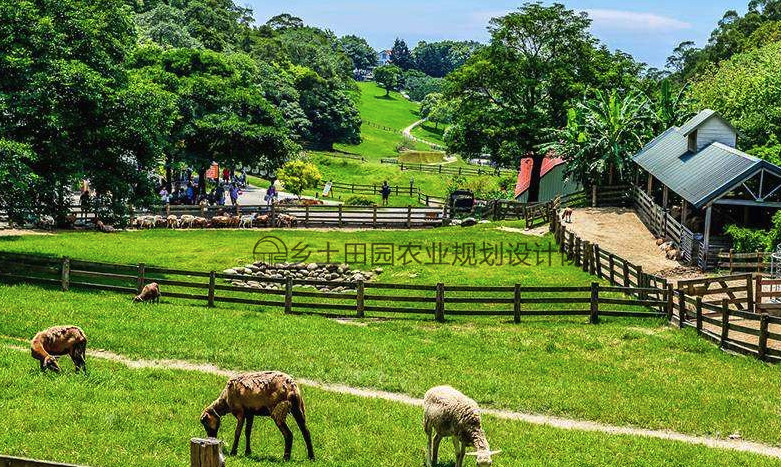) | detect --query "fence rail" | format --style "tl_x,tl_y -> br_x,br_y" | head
718,250 -> 773,273
0,251 -> 667,323
0,455 -> 88,467
379,159 -> 513,177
